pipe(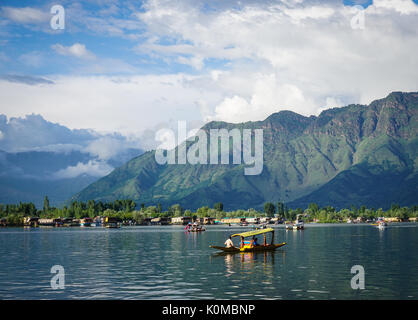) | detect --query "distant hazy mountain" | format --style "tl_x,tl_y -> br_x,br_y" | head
73,92 -> 417,210
0,114 -> 143,207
